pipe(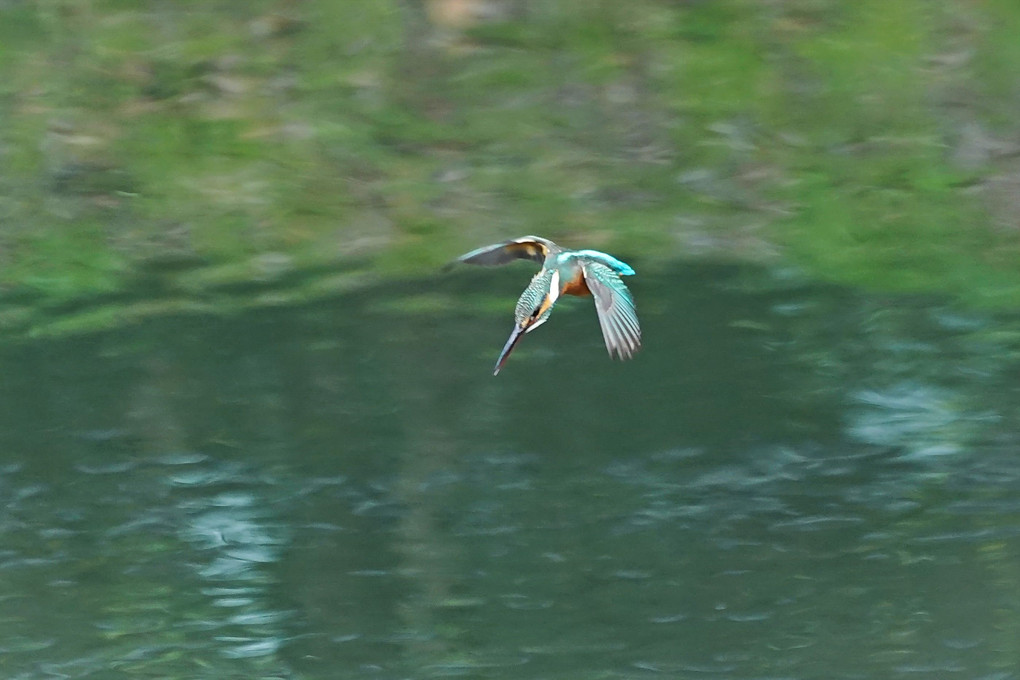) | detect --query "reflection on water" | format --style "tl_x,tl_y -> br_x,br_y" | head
1,263 -> 1019,678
